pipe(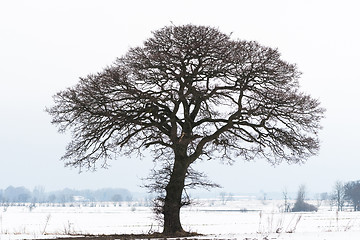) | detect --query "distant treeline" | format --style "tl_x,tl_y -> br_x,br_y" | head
0,186 -> 133,203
